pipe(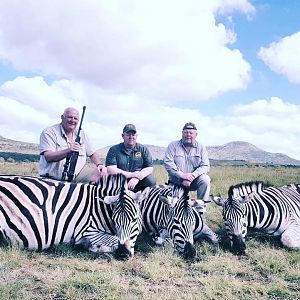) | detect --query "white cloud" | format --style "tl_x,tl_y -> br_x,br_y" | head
0,0 -> 253,102
1,76 -> 300,161
258,31 -> 300,83
208,97 -> 300,160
